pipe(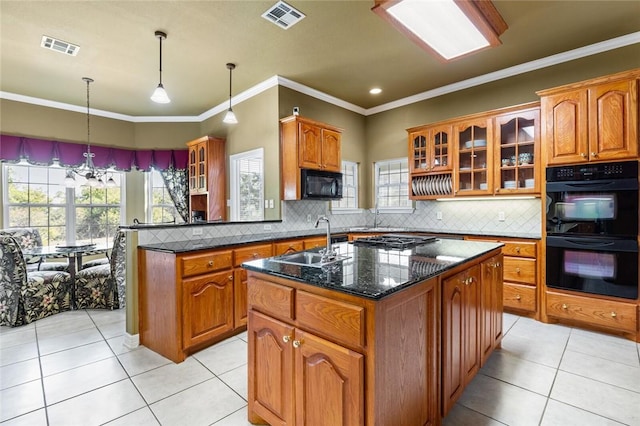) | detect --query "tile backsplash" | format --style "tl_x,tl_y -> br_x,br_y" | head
138,198 -> 541,245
